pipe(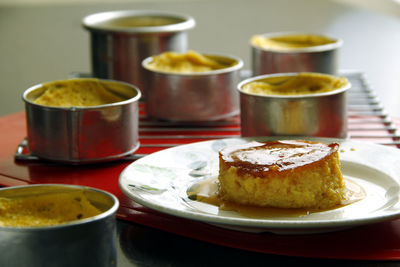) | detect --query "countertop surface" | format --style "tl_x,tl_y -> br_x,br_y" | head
2,0 -> 400,266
